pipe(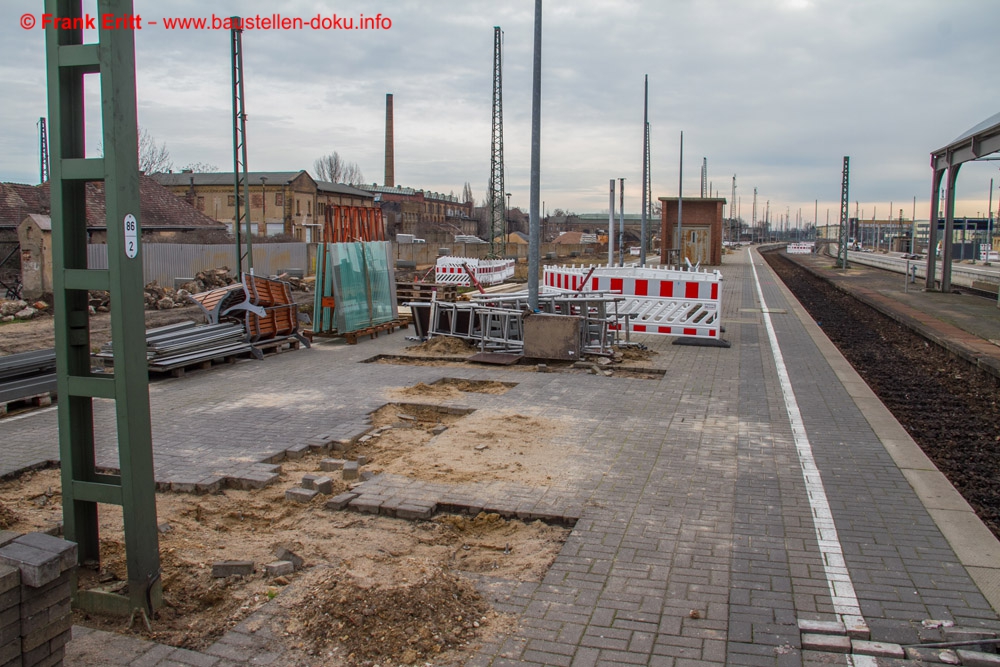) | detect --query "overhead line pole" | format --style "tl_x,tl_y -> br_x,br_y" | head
640,74 -> 649,266
527,0 -> 542,310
